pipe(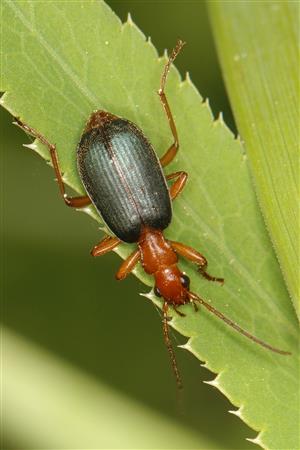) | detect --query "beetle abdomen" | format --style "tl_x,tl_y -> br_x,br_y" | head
77,117 -> 172,243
